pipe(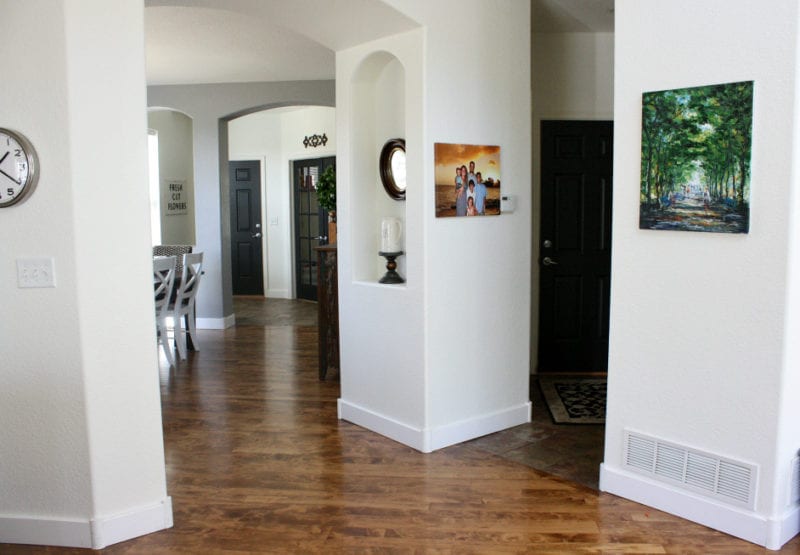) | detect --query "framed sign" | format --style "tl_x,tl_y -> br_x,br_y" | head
164,179 -> 189,216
